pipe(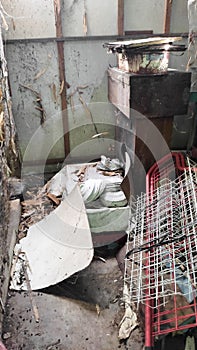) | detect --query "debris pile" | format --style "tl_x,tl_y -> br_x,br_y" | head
10,155 -> 130,292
